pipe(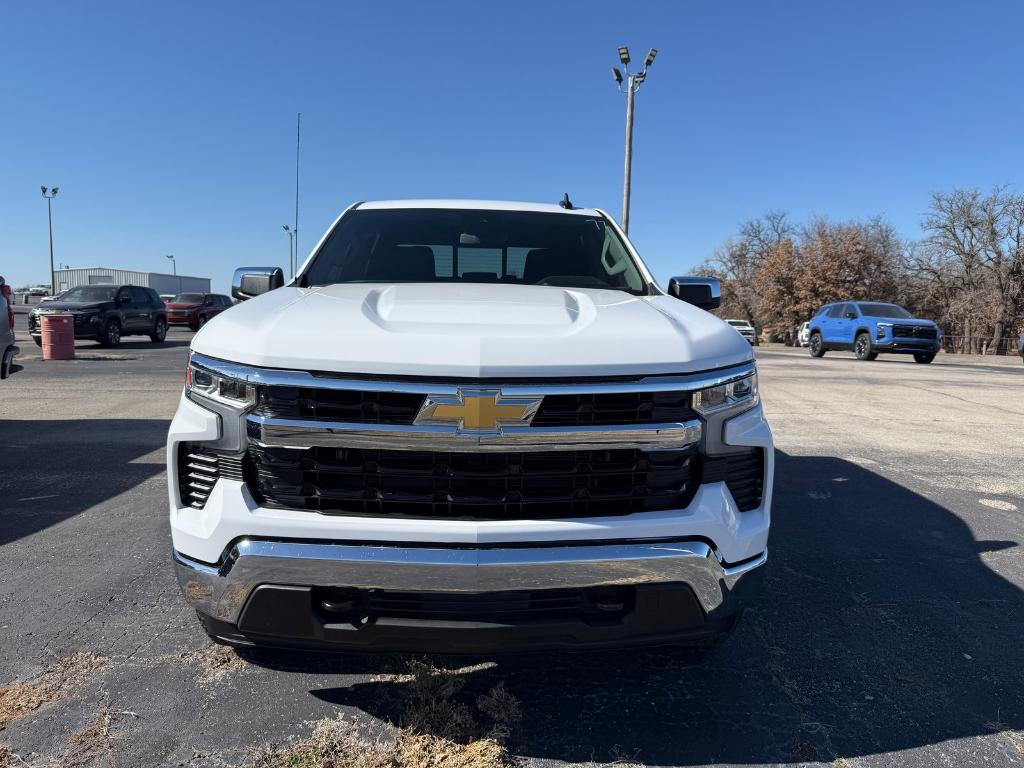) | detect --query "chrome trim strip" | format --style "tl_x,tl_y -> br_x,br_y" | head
247,414 -> 703,452
173,539 -> 767,623
189,352 -> 755,396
